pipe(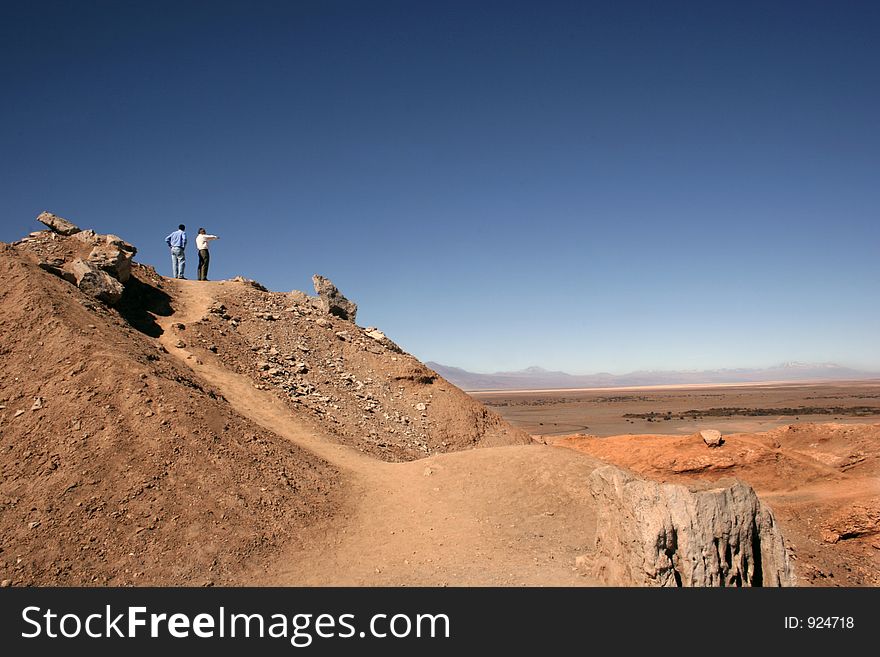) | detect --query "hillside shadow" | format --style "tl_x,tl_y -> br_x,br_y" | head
117,275 -> 173,337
